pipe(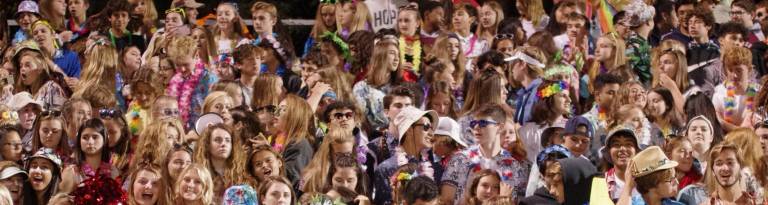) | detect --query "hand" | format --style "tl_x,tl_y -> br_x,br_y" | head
59,31 -> 74,43
659,74 -> 677,90
402,62 -> 415,72
310,82 -> 331,97
355,195 -> 372,205
167,25 -> 191,37
420,162 -> 435,180
58,165 -> 77,194
500,182 -> 514,197
624,160 -> 636,189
